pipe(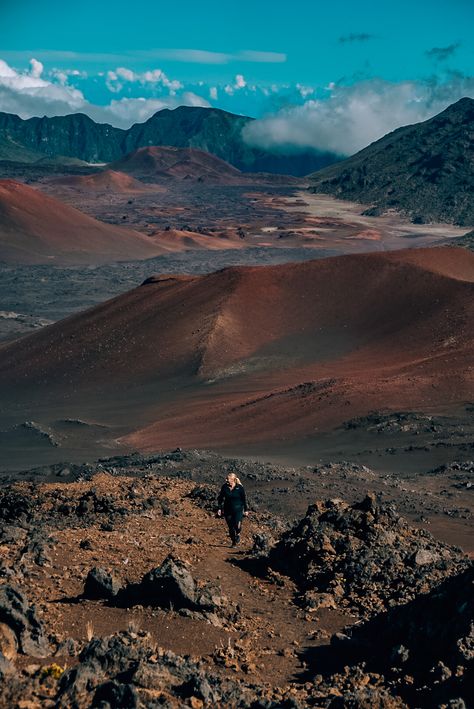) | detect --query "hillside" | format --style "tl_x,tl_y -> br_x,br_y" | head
0,247 -> 472,456
51,169 -> 154,193
108,145 -> 244,182
309,97 -> 474,226
0,180 -> 165,265
0,106 -> 337,176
